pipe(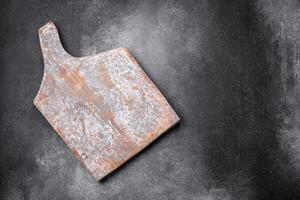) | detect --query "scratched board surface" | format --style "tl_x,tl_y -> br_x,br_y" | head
34,22 -> 179,181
